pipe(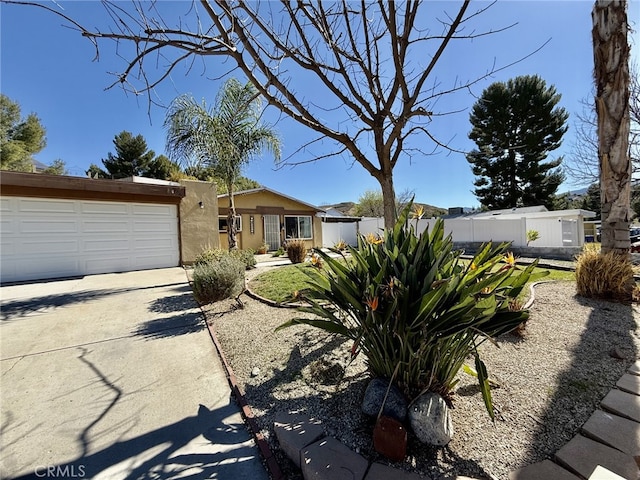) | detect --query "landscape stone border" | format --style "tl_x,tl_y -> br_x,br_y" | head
272,356 -> 640,480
